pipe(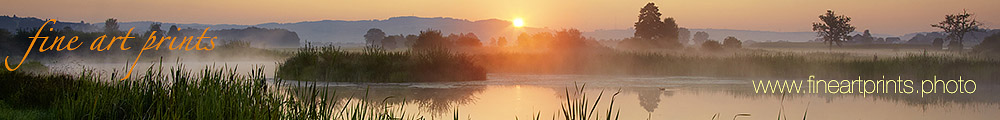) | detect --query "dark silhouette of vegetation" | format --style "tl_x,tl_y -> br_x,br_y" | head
932,38 -> 945,49
383,34 -> 402,49
974,32 -> 1000,54
365,28 -> 386,46
276,45 -> 486,82
103,18 -> 119,36
634,3 -> 663,40
452,33 -> 482,47
701,40 -> 723,51
412,29 -> 450,50
692,31 -> 710,46
621,2 -> 682,49
723,36 -> 742,48
0,65 -> 347,119
812,10 -> 856,48
851,30 -> 874,43
141,23 -> 163,39
167,25 -> 183,37
932,10 -> 984,52
182,27 -> 301,47
513,29 -> 598,52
